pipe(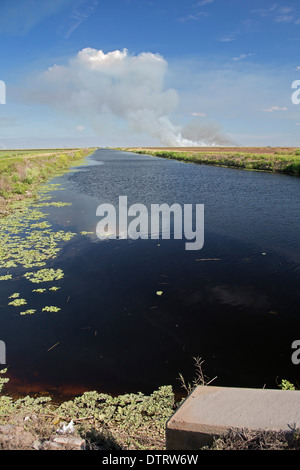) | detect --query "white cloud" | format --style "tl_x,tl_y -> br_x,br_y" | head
190,112 -> 207,117
232,53 -> 254,61
178,11 -> 209,22
279,7 -> 294,14
251,4 -> 300,25
179,0 -> 213,22
195,0 -> 214,5
24,47 -> 230,147
252,4 -> 281,17
262,106 -> 288,112
64,0 -> 99,38
11,50 -> 299,148
275,15 -> 294,23
218,33 -> 237,42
